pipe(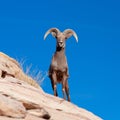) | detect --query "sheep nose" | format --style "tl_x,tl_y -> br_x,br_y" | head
58,41 -> 64,47
59,41 -> 63,45
59,41 -> 63,44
